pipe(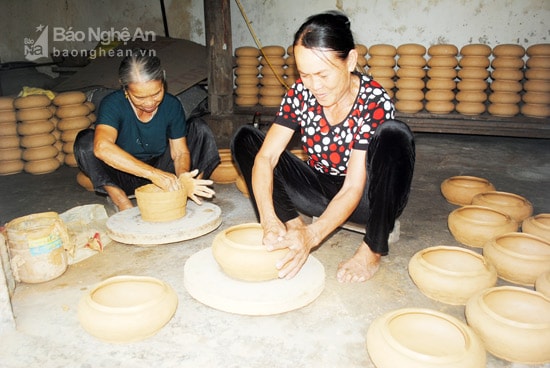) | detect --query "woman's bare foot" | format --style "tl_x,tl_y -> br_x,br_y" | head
336,242 -> 381,283
104,185 -> 133,211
